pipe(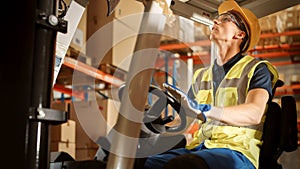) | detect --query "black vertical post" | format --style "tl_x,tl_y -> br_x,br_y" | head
24,0 -> 69,169
26,0 -> 57,168
2,0 -> 67,169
